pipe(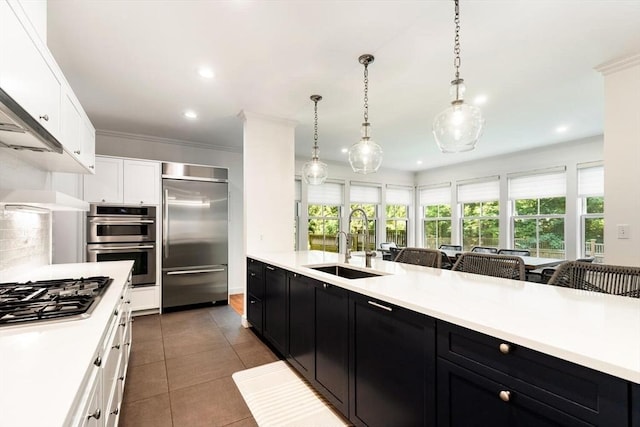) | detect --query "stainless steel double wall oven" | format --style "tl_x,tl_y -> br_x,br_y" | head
86,205 -> 157,286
